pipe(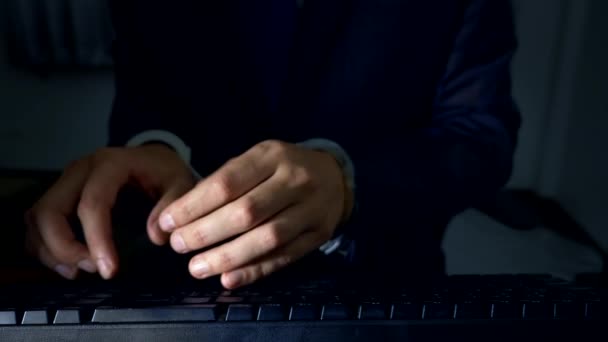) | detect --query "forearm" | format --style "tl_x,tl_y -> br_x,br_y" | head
344,0 -> 521,271
355,119 -> 516,227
